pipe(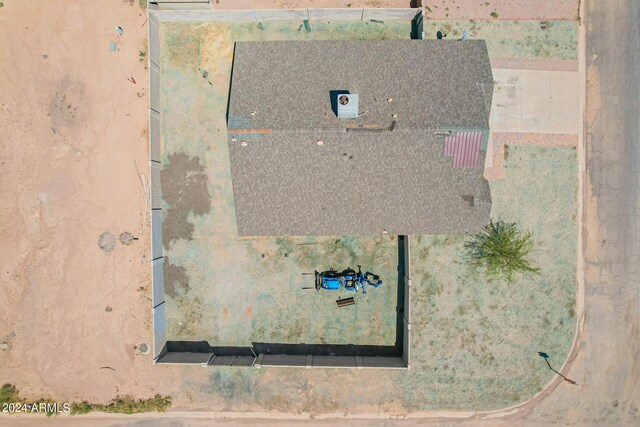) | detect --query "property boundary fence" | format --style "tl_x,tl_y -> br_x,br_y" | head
403,234 -> 412,368
152,236 -> 412,369
147,4 -> 415,368
149,4 -> 420,23
148,10 -> 166,361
